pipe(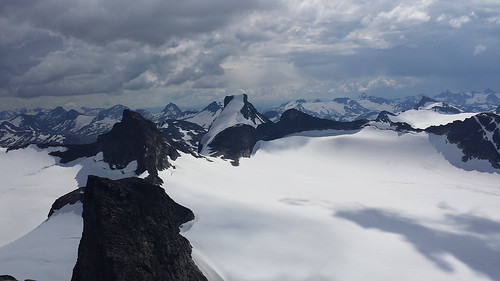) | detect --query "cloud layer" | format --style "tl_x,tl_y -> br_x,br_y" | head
1,0 -> 499,109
